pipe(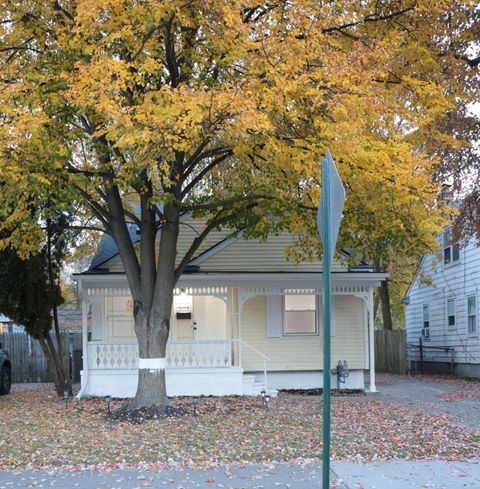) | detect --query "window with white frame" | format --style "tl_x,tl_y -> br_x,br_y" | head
447,298 -> 456,327
422,304 -> 430,337
443,227 -> 460,265
467,295 -> 477,334
283,294 -> 317,335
